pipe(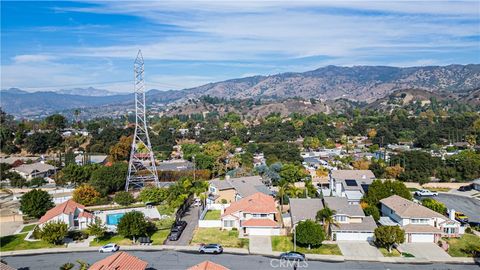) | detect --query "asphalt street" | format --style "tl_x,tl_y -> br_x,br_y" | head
434,194 -> 480,223
2,251 -> 479,270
